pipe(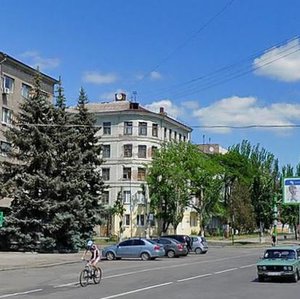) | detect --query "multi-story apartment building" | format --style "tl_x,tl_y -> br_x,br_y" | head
0,52 -> 57,210
80,93 -> 192,239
